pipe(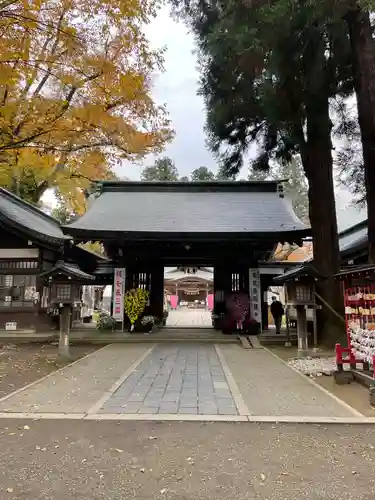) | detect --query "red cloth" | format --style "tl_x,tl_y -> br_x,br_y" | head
225,292 -> 250,321
170,295 -> 178,309
207,294 -> 214,311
